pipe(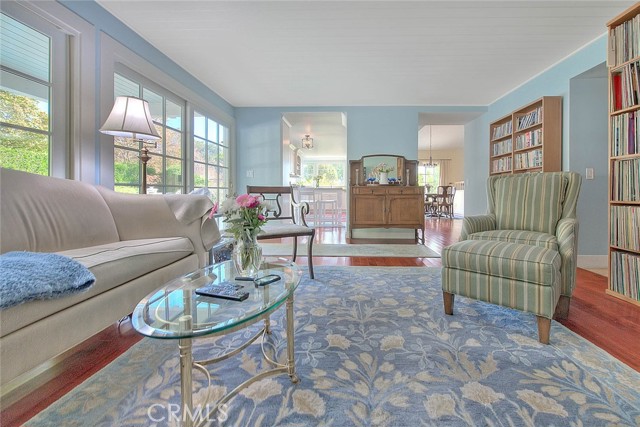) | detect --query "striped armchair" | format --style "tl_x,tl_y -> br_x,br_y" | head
442,172 -> 581,343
